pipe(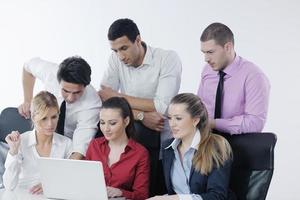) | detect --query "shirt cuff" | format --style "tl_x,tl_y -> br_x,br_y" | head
215,117 -> 243,134
153,98 -> 168,114
71,146 -> 86,157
